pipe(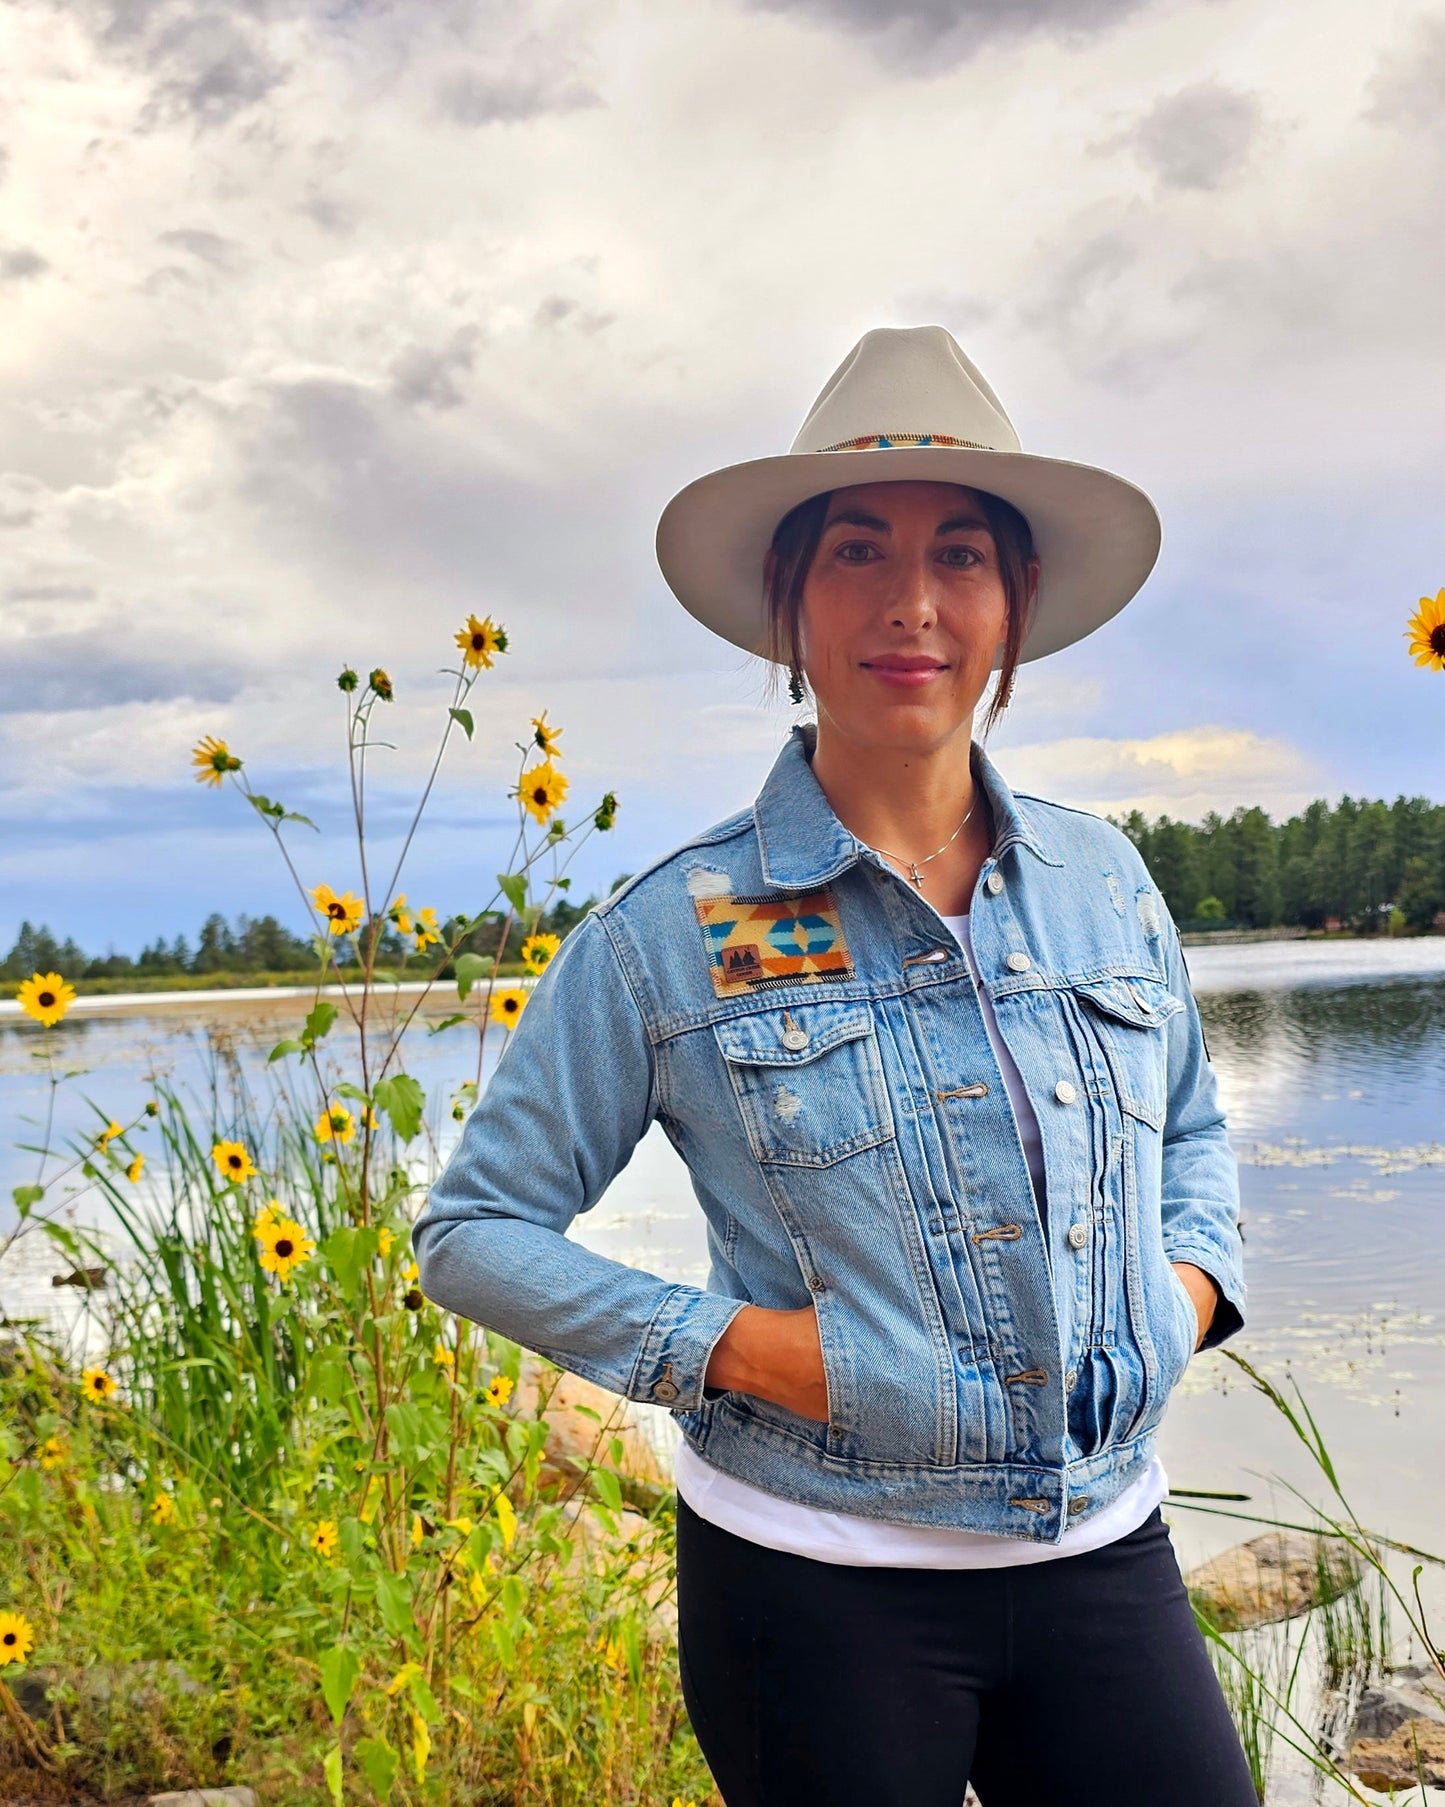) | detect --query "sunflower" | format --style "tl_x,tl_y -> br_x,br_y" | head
17,972 -> 76,1028
433,1341 -> 455,1371
0,1612 -> 35,1668
388,893 -> 413,936
530,711 -> 562,757
191,734 -> 242,788
310,882 -> 364,937
455,613 -> 508,671
377,1227 -> 396,1258
520,932 -> 561,975
488,986 -> 529,1029
316,1104 -> 355,1145
484,1373 -> 513,1408
517,761 -> 568,827
1405,587 -> 1445,672
127,1153 -> 145,1184
413,905 -> 441,952
402,1259 -> 419,1284
254,1213 -> 315,1284
150,1492 -> 175,1526
369,668 -> 394,701
38,1435 -> 67,1471
253,1199 -> 284,1231
311,1520 -> 340,1558
95,1120 -> 122,1149
212,1140 -> 256,1185
81,1367 -> 117,1403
